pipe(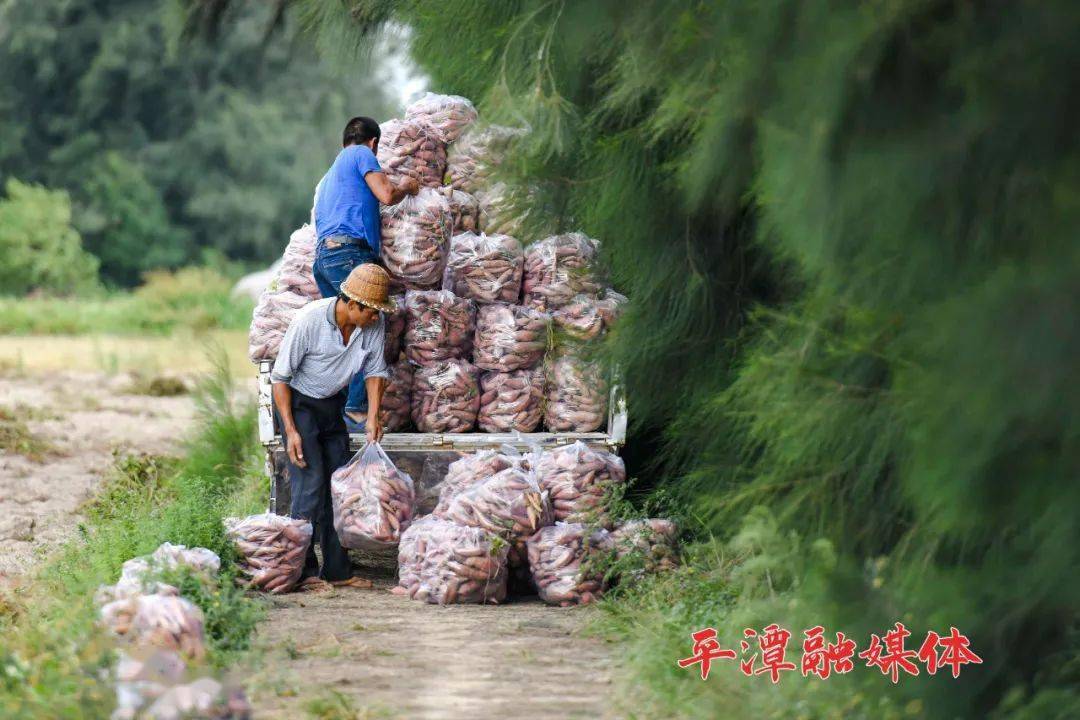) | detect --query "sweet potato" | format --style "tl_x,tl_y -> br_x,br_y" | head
380,188 -> 453,289
404,289 -> 476,366
397,516 -> 509,605
224,514 -> 312,595
379,359 -> 413,432
473,303 -> 550,372
331,442 -> 416,549
551,290 -> 628,340
523,232 -> 603,311
611,518 -> 680,575
527,523 -> 613,606
411,359 -> 481,433
543,351 -> 608,432
377,117 -> 447,189
478,367 -> 545,433
383,293 -> 407,363
435,465 -> 553,550
440,188 -> 482,235
248,224 -> 321,362
534,441 -> 626,527
100,591 -> 208,660
445,124 -> 526,194
442,231 -> 523,304
404,92 -> 478,144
